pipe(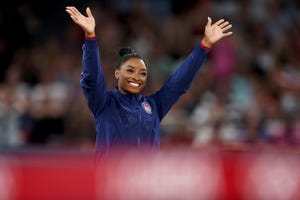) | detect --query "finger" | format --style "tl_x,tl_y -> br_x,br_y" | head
207,16 -> 212,27
66,6 -> 77,13
72,7 -> 83,17
65,8 -> 72,15
70,15 -> 78,22
215,19 -> 225,26
219,21 -> 229,28
66,10 -> 76,19
223,31 -> 233,37
222,24 -> 232,32
66,7 -> 78,17
86,7 -> 93,18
